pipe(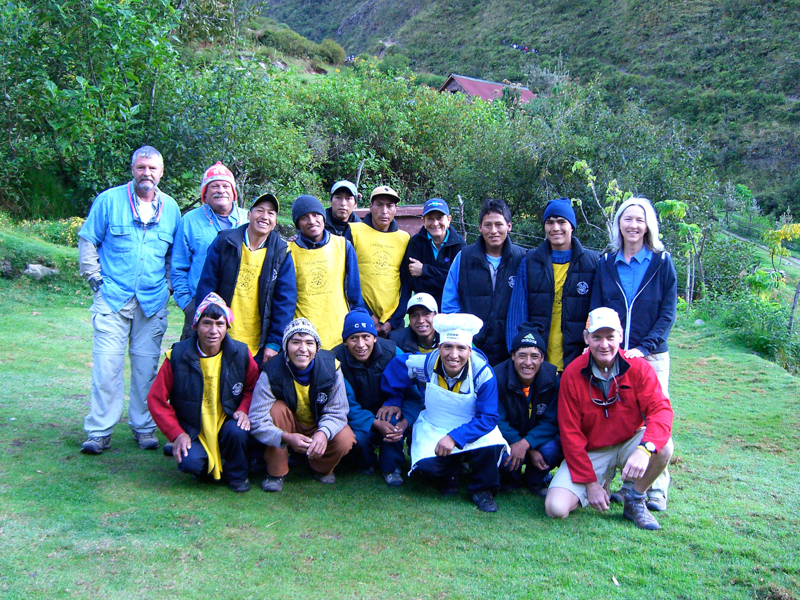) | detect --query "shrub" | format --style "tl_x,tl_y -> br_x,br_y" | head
317,39 -> 345,65
16,217 -> 85,247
